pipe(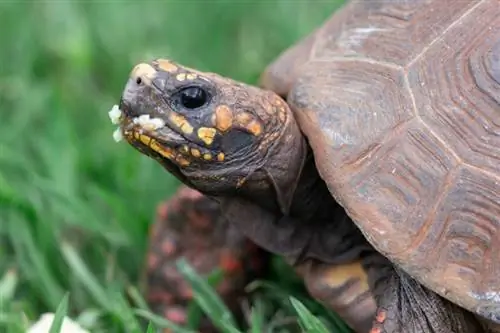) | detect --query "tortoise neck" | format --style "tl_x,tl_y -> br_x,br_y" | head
289,149 -> 345,223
